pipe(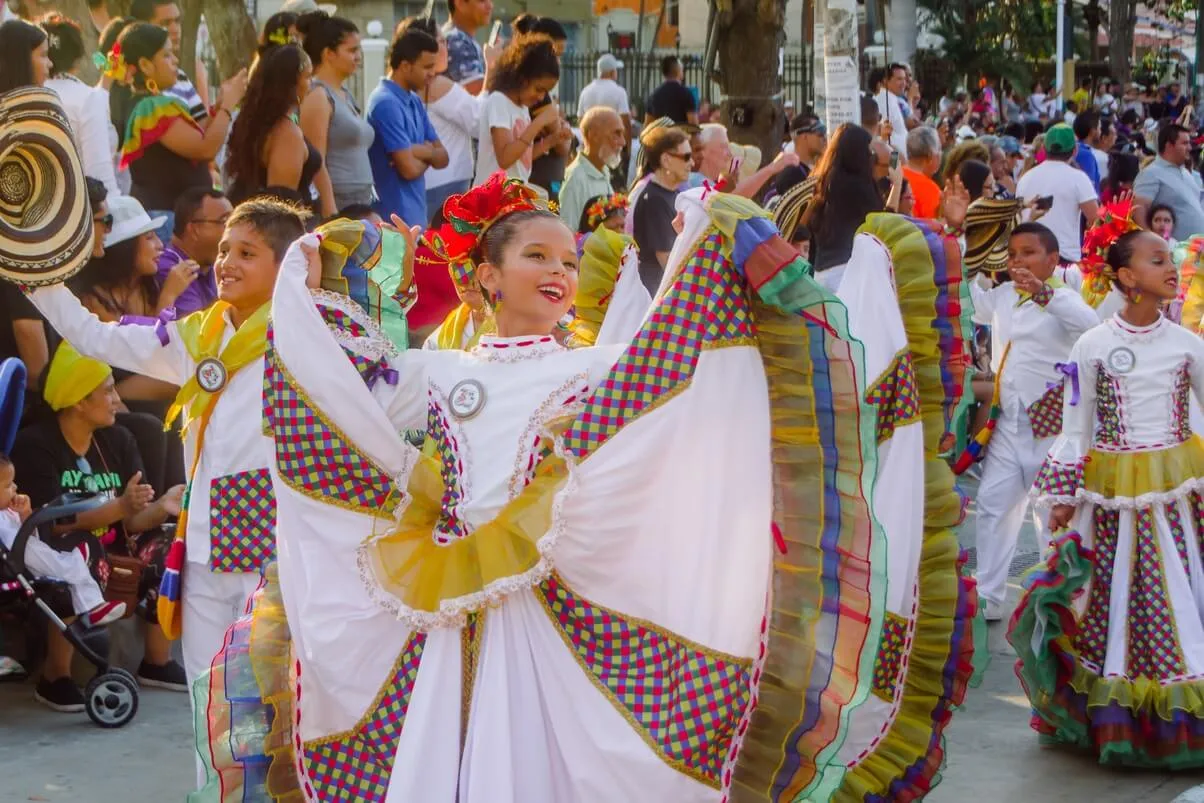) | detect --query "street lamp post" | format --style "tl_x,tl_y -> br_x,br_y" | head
1056,0 -> 1066,112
